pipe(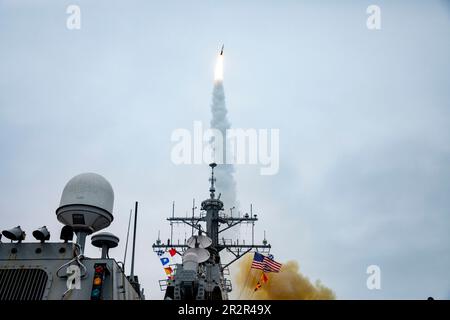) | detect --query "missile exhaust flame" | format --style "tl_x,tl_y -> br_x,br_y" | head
214,54 -> 224,82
